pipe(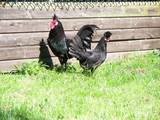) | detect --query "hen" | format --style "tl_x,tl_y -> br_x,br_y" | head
69,31 -> 112,73
47,14 -> 99,69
